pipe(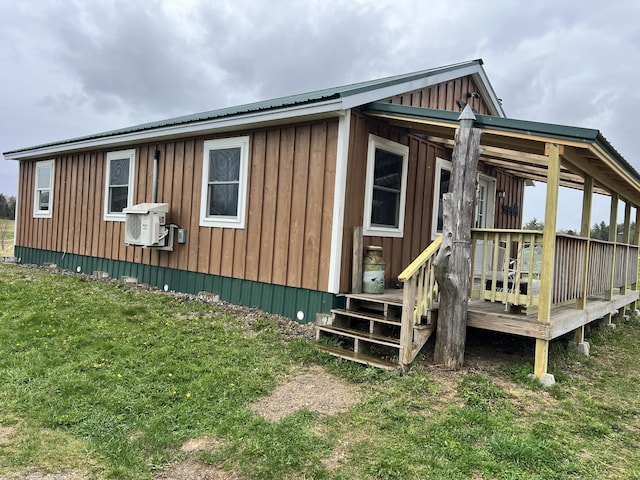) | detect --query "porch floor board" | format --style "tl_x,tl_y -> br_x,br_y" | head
351,289 -> 639,341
